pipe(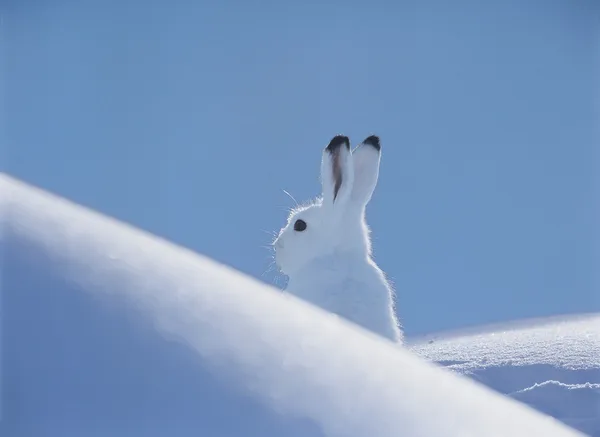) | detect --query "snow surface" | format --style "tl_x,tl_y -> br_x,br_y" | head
410,314 -> 600,436
0,173 -> 588,436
